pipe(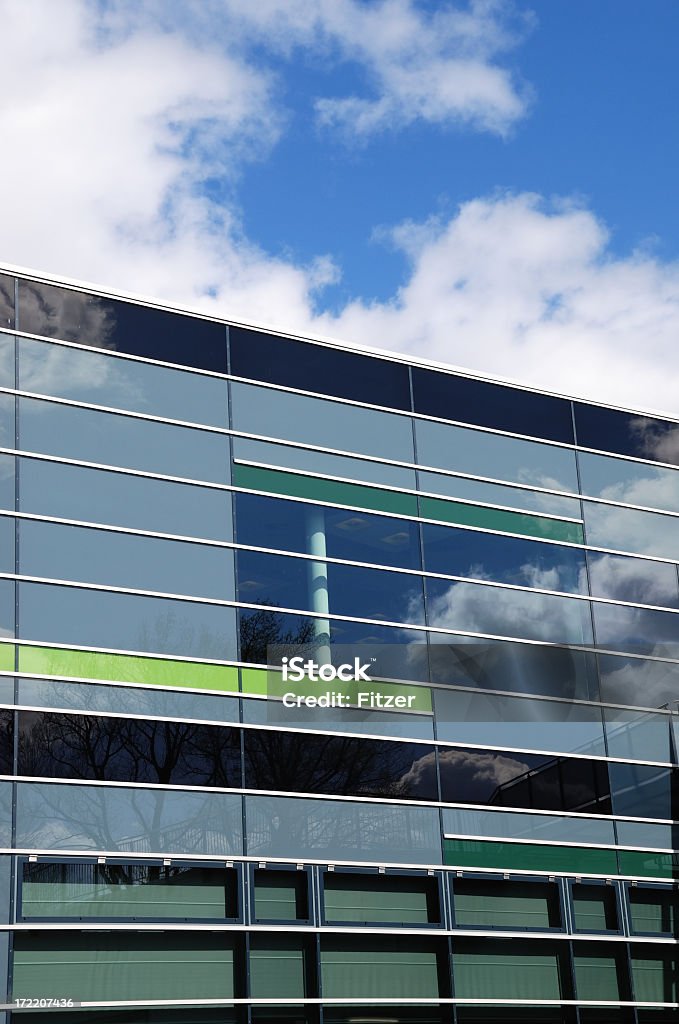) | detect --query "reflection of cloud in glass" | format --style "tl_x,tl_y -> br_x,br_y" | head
402,748 -> 530,799
587,552 -> 678,607
20,283 -> 115,348
19,339 -> 146,410
584,501 -> 679,562
599,655 -> 679,710
631,416 -> 679,465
